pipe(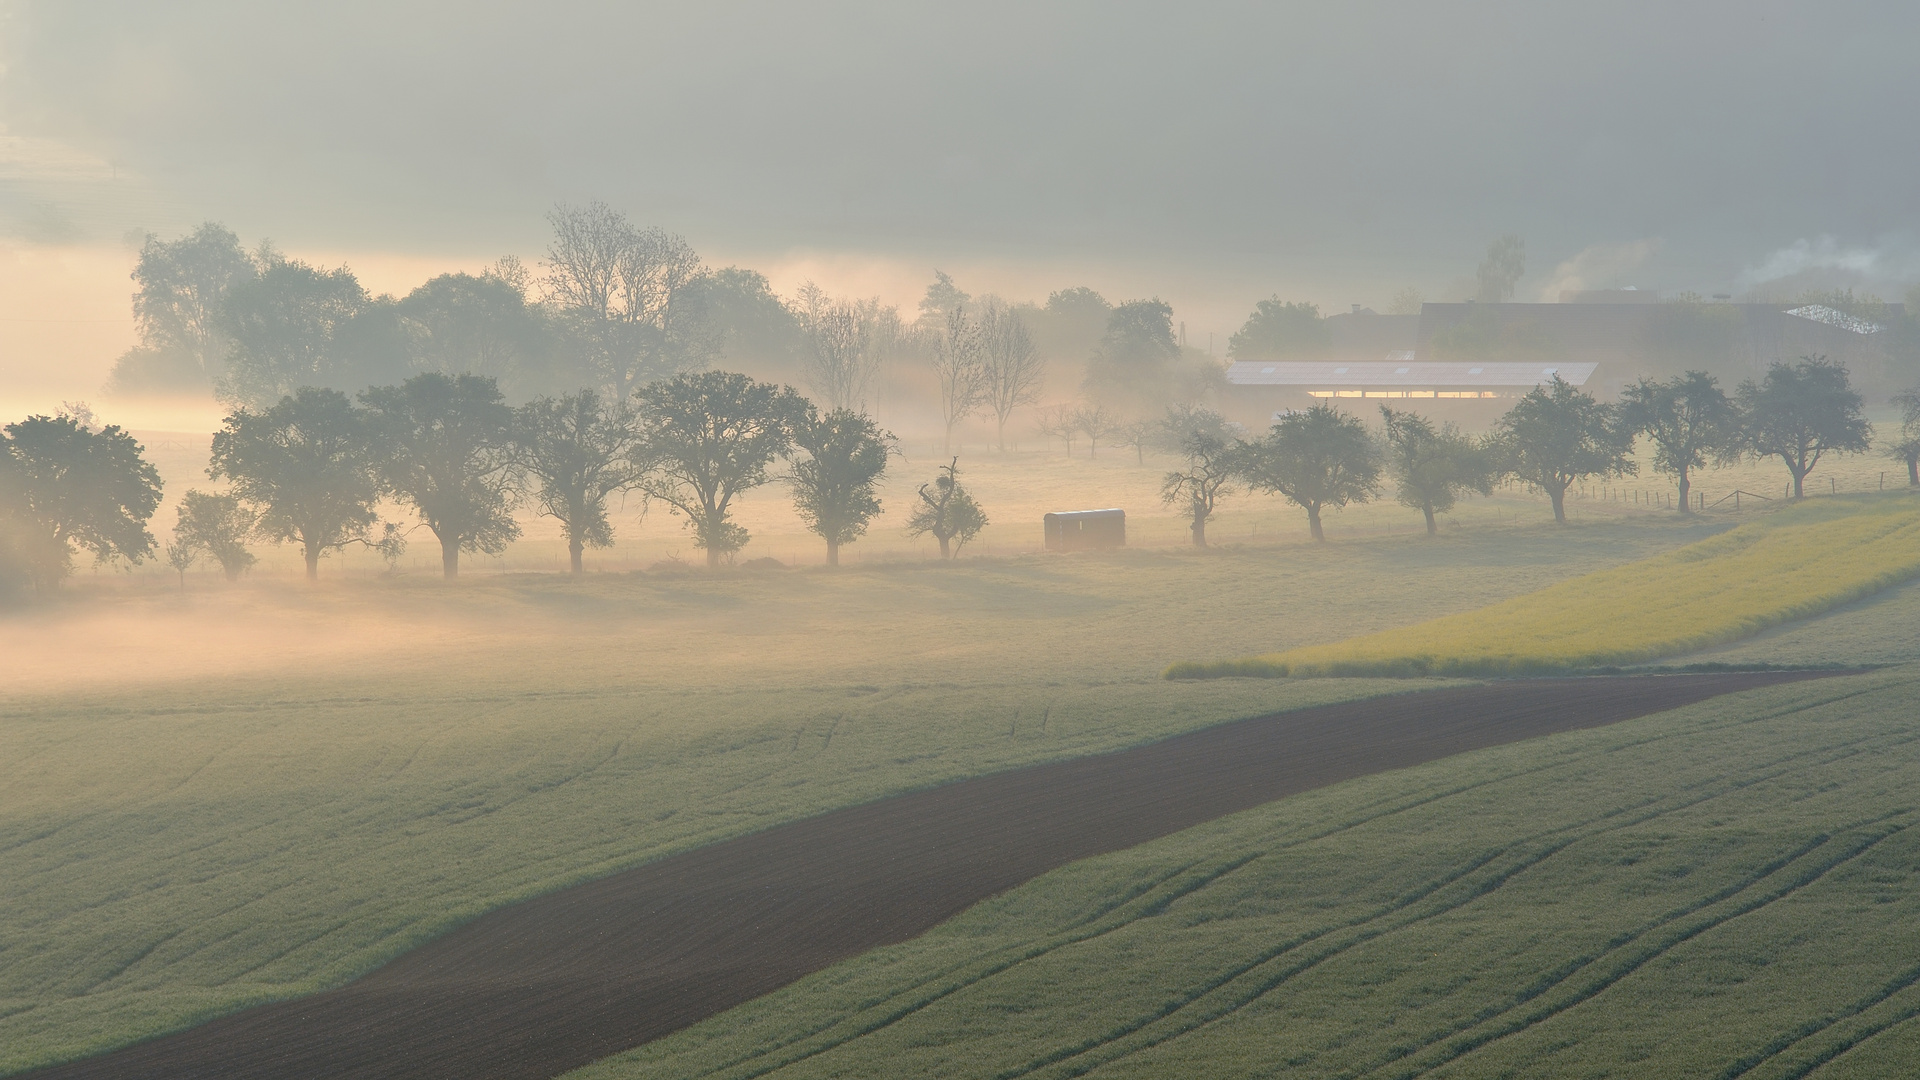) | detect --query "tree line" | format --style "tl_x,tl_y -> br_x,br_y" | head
1160,356 -> 1905,545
